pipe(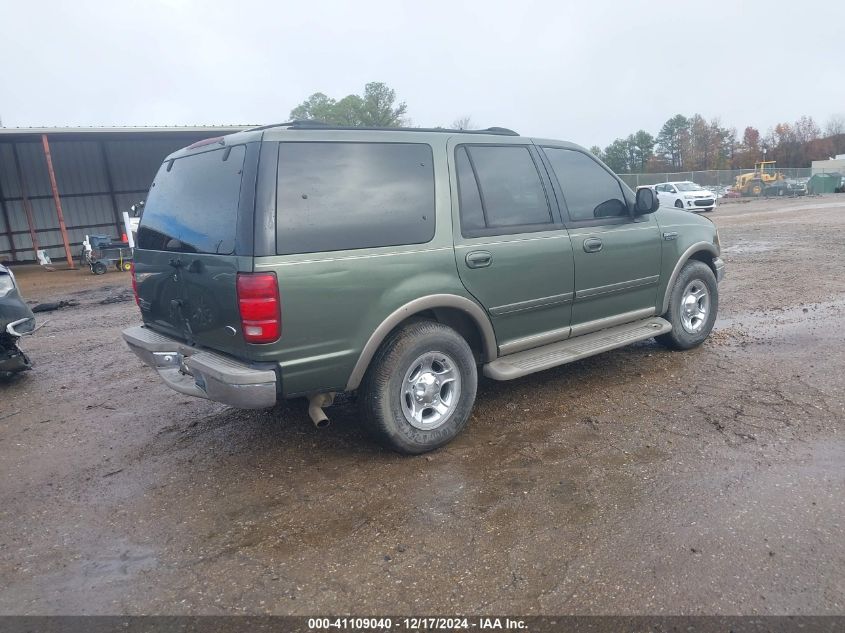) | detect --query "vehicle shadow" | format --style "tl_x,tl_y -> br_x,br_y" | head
138,337 -> 684,466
